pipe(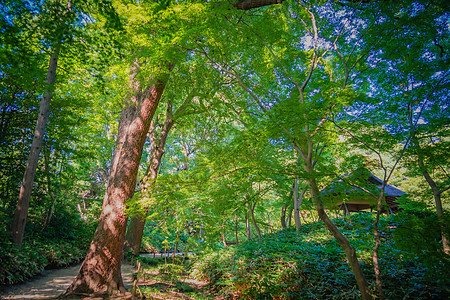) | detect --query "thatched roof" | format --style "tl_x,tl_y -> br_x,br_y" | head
322,168 -> 406,213
365,174 -> 406,197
